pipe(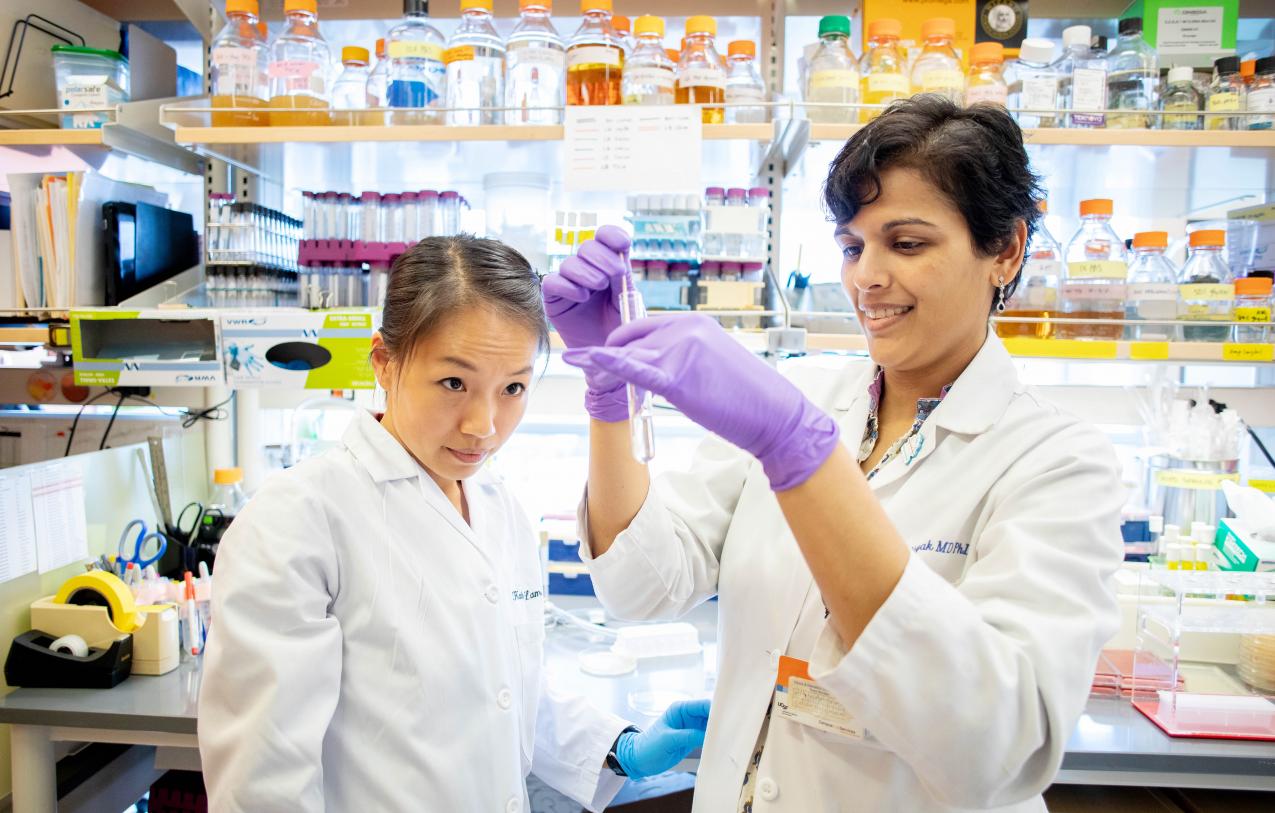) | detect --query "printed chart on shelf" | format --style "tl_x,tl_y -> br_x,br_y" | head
564,105 -> 703,193
0,472 -> 39,583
